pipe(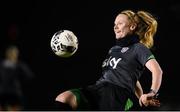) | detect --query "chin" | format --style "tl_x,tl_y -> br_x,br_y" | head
116,36 -> 123,40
